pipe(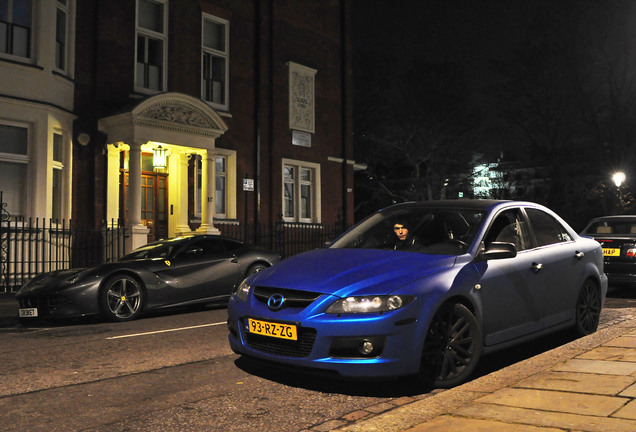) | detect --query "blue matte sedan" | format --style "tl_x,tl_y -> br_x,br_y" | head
227,200 -> 607,388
